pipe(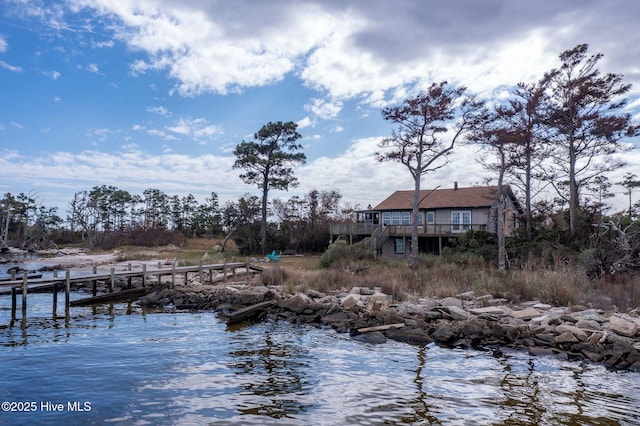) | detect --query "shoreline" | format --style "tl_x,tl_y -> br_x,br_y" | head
136,278 -> 640,372
3,249 -> 640,371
